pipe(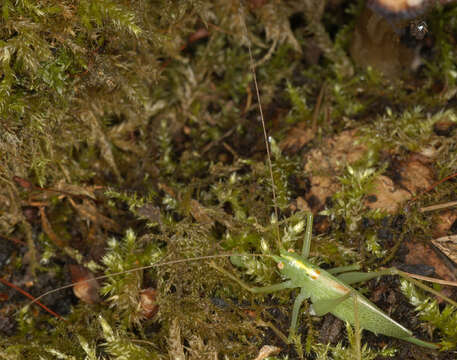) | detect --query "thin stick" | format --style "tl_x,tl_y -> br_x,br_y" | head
410,171 -> 457,203
420,200 -> 457,212
394,269 -> 457,308
1,277 -> 65,320
238,4 -> 281,250
397,269 -> 457,288
311,82 -> 325,136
